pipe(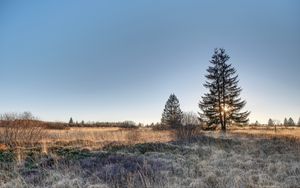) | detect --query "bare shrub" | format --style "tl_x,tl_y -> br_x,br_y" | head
181,112 -> 200,126
175,124 -> 202,141
0,112 -> 47,148
175,112 -> 203,141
